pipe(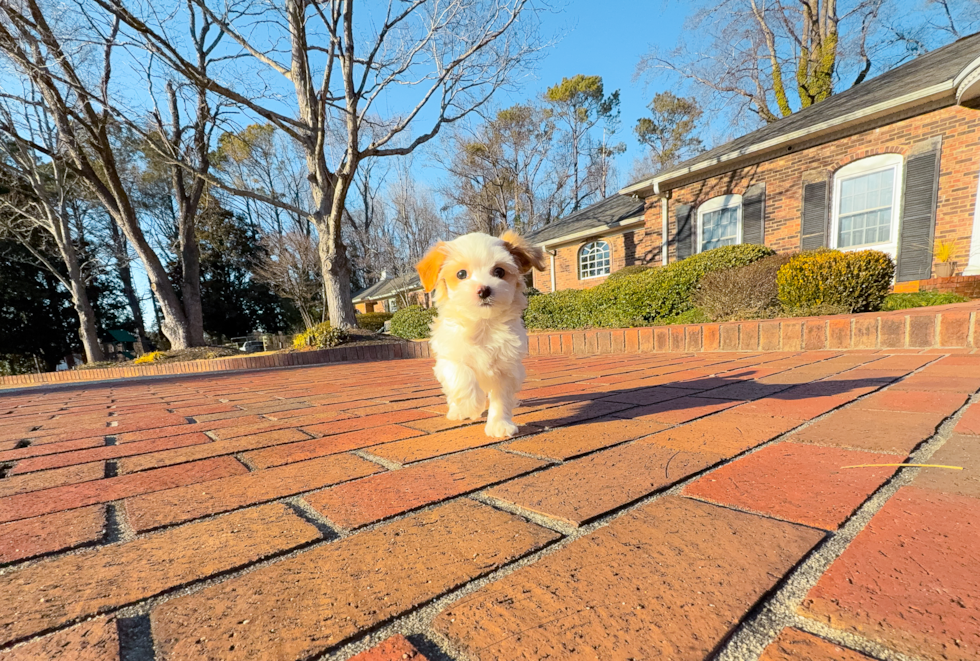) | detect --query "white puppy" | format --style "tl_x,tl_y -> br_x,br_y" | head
416,231 -> 547,438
